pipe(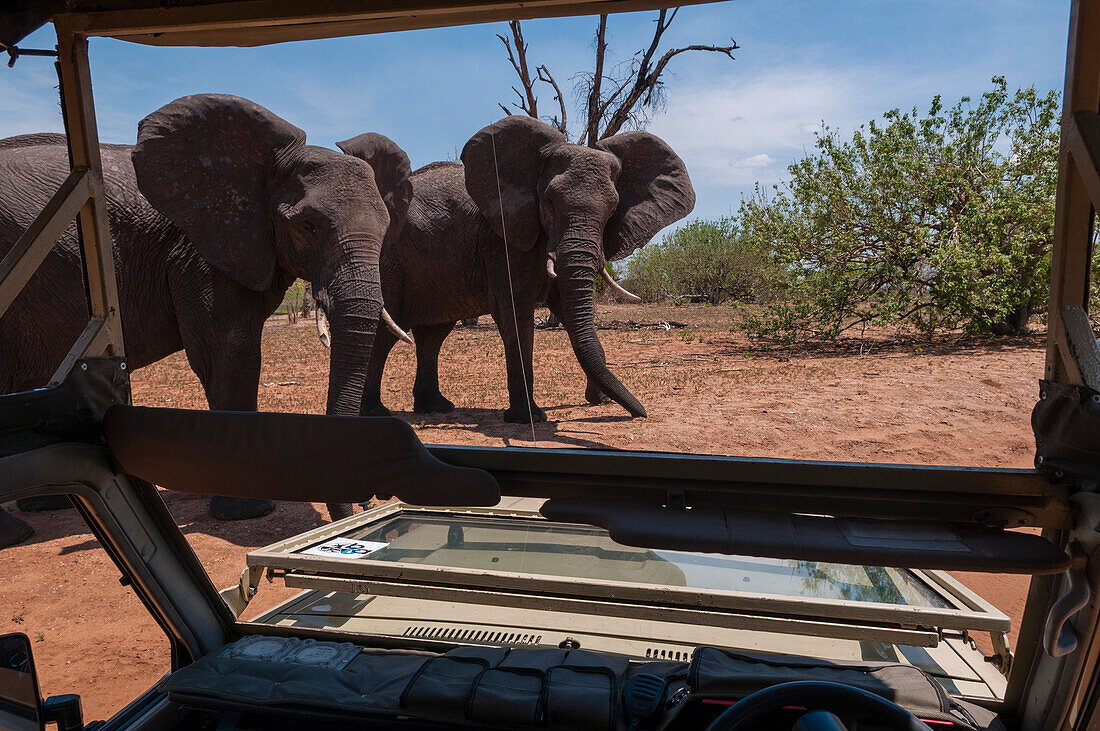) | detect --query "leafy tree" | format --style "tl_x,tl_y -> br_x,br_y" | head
740,77 -> 1060,341
624,217 -> 782,304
